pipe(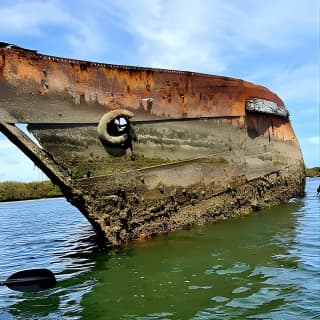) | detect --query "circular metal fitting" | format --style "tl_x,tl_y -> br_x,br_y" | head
97,109 -> 134,145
